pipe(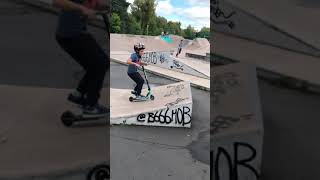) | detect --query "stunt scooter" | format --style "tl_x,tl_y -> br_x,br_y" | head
61,11 -> 110,127
129,66 -> 155,102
